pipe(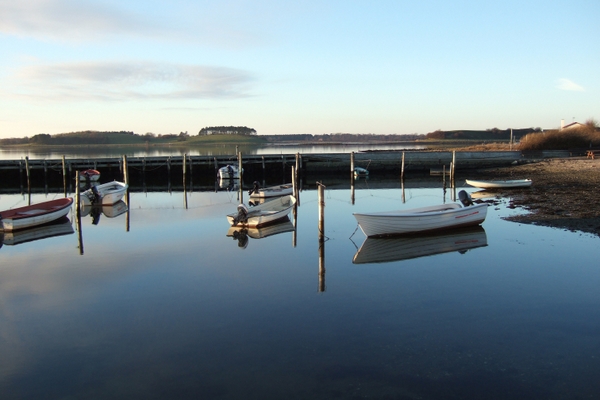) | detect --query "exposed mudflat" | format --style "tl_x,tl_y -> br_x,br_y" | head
468,157 -> 600,237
